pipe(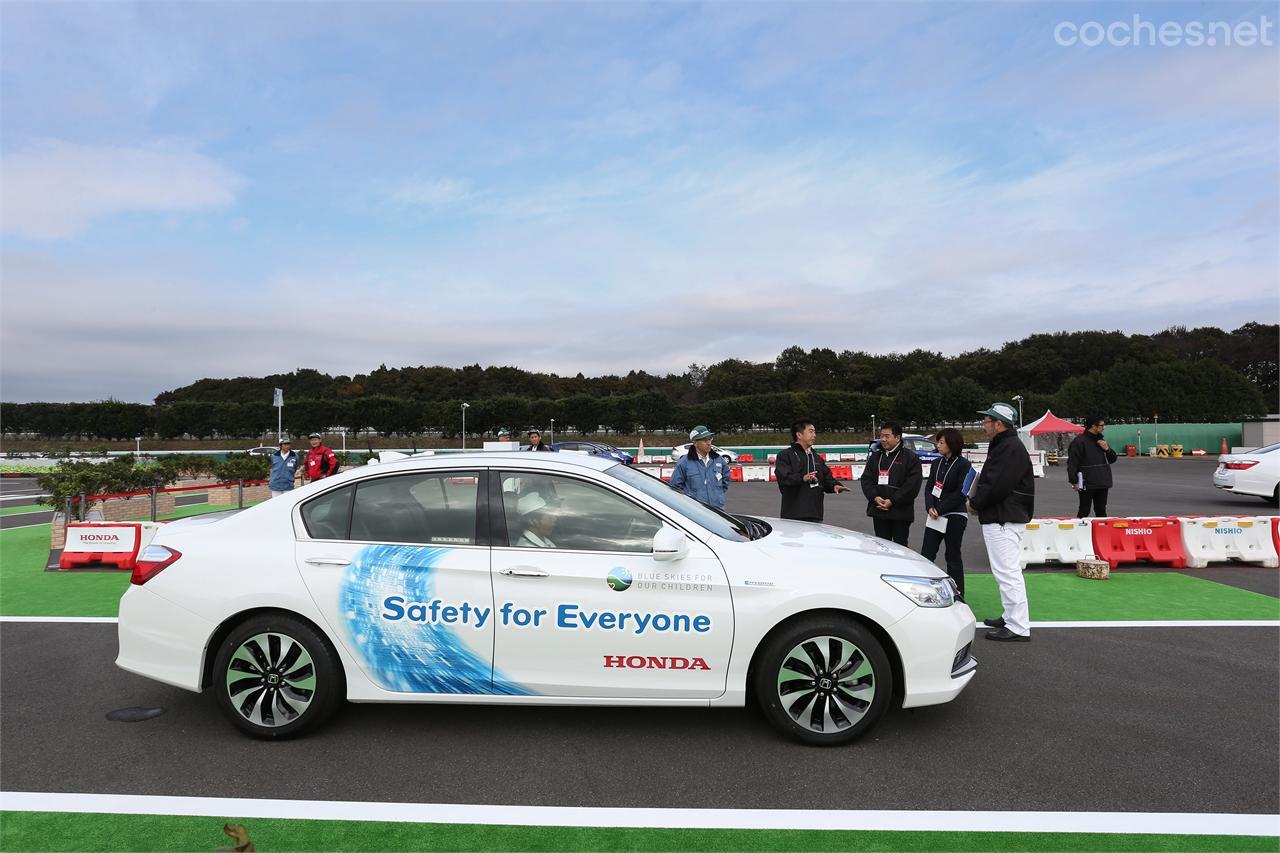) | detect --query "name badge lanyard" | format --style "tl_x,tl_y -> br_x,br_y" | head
803,449 -> 819,488
933,456 -> 957,497
878,447 -> 900,485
